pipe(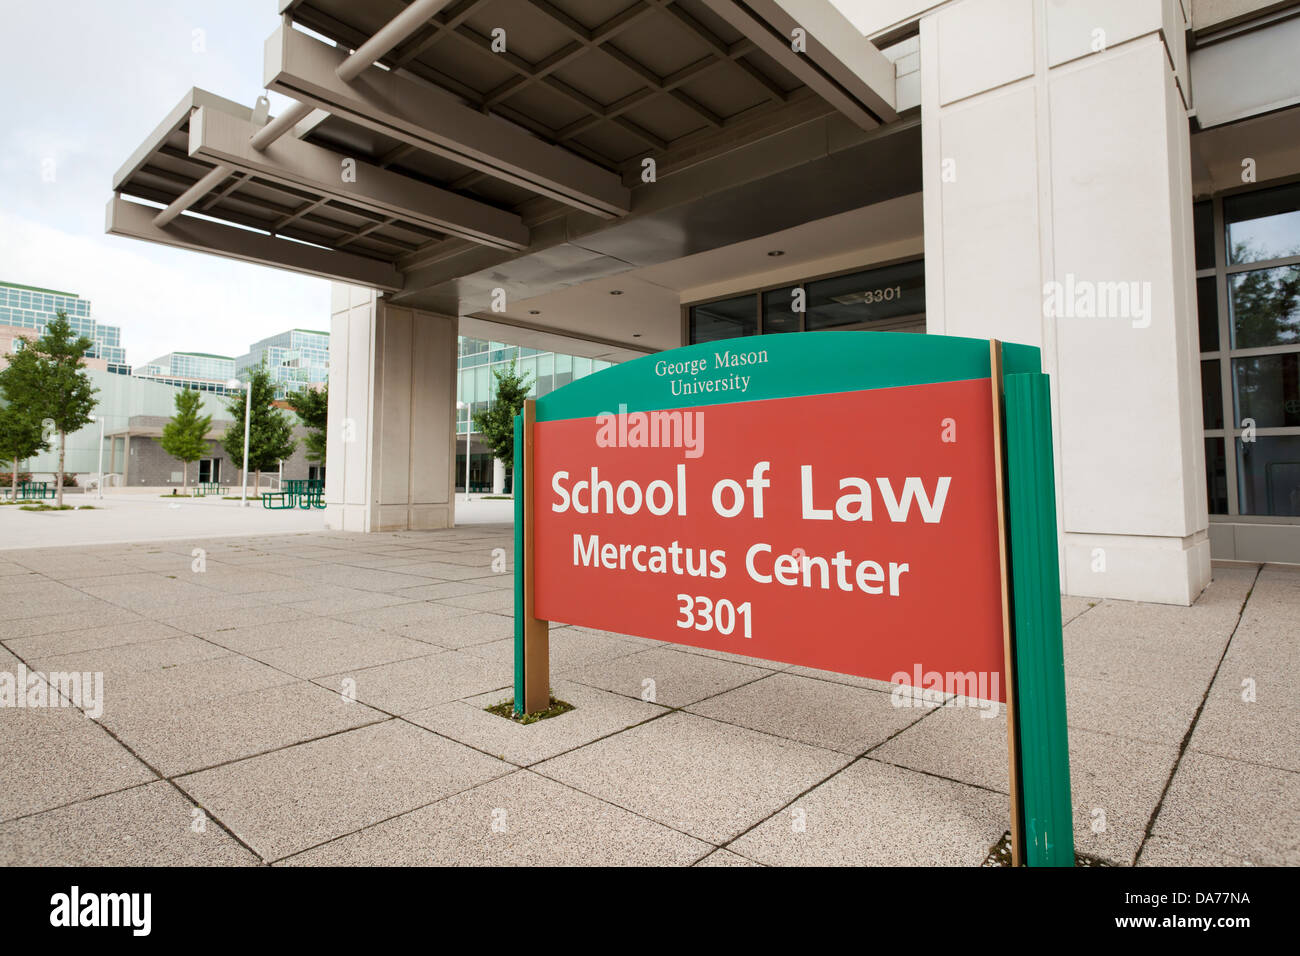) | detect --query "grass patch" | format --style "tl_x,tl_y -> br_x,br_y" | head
159,493 -> 198,498
981,831 -> 1109,867
482,495 -> 513,500
222,495 -> 262,500
18,504 -> 93,512
485,695 -> 574,725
